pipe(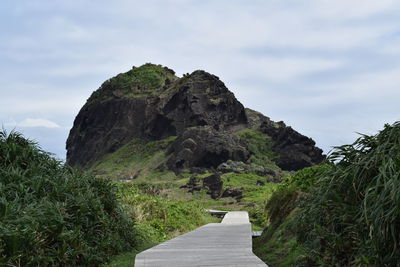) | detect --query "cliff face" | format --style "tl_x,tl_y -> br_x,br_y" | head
66,63 -> 324,171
